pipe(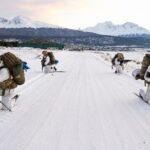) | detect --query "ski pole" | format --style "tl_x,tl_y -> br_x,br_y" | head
0,101 -> 12,112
